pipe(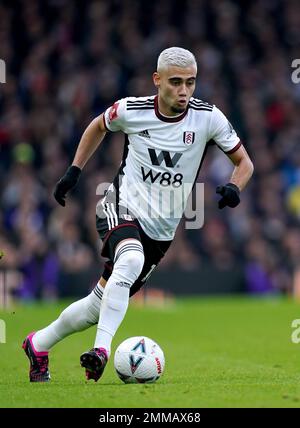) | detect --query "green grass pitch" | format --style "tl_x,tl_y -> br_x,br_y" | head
0,296 -> 300,408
